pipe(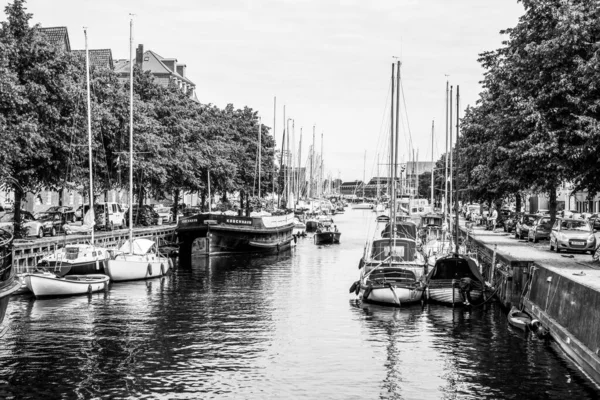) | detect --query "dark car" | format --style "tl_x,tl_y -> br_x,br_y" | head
125,205 -> 160,227
34,211 -> 68,236
528,216 -> 553,243
503,212 -> 521,233
46,206 -> 77,223
514,214 -> 538,240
